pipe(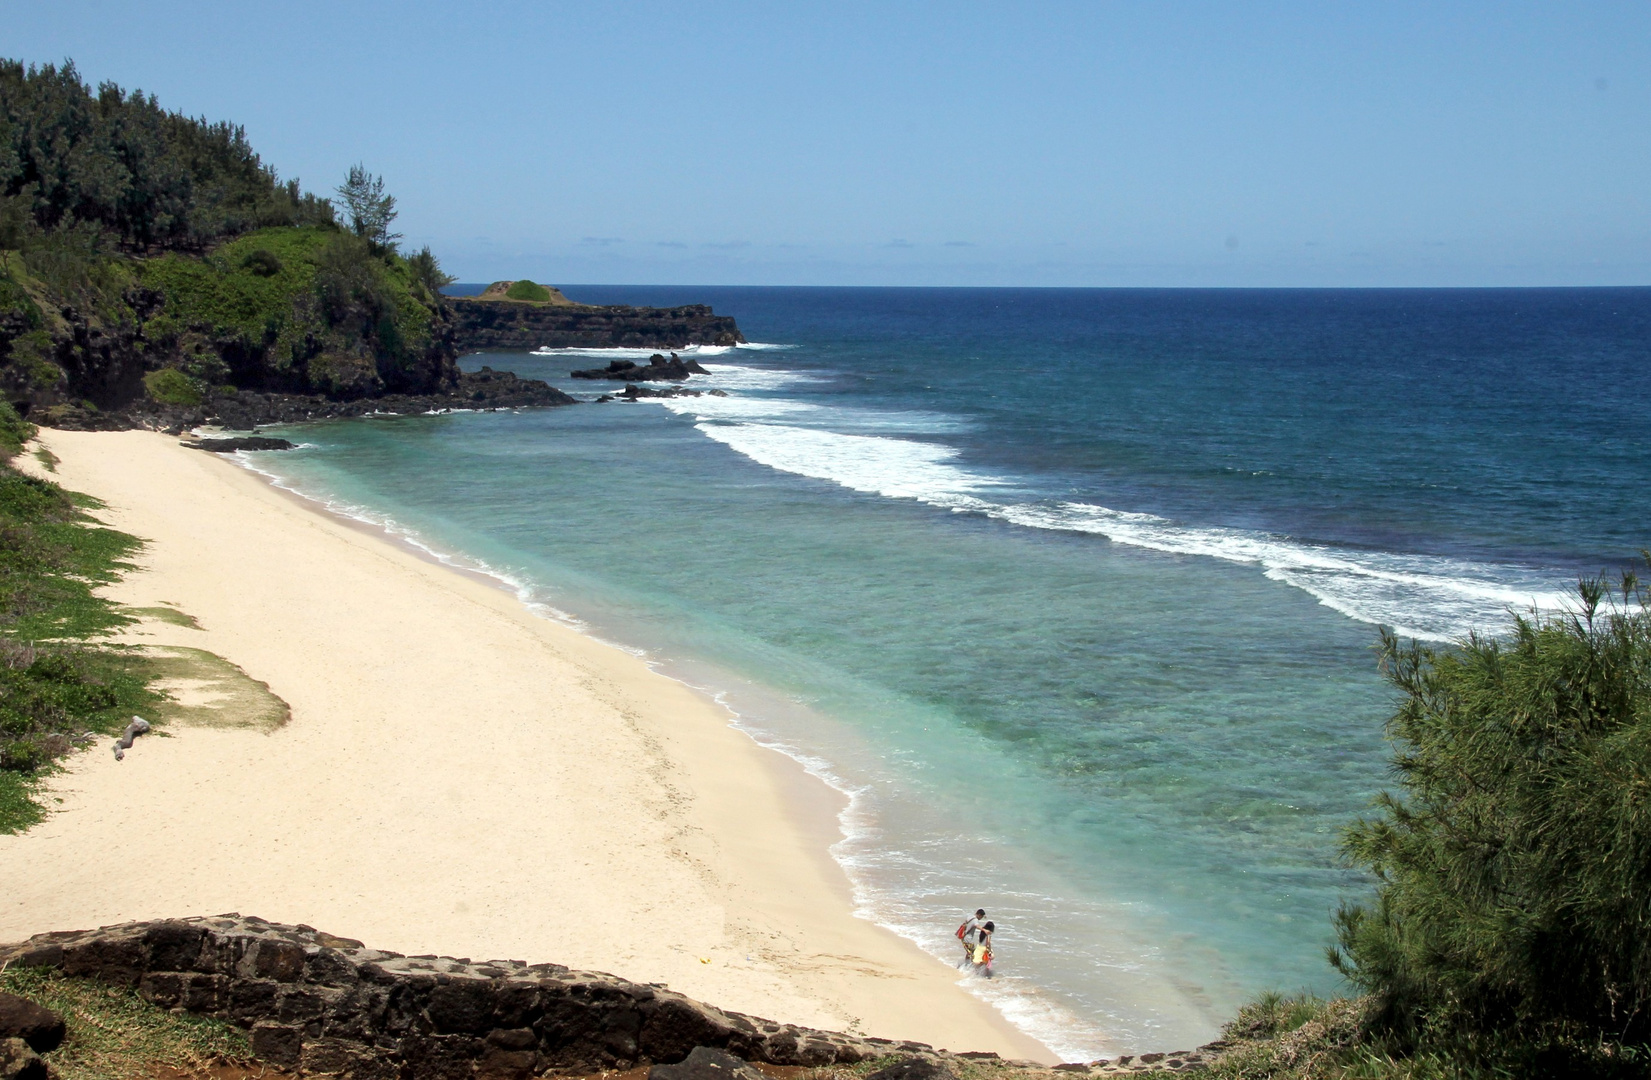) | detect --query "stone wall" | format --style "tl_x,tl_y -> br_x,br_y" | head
0,916 -> 941,1077
450,301 -> 745,352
